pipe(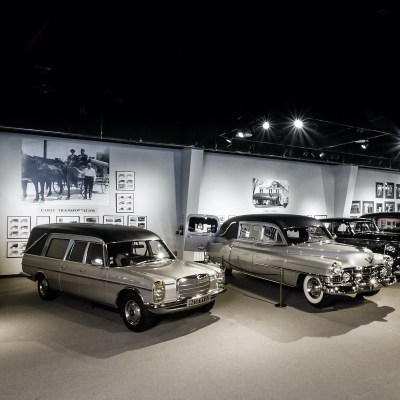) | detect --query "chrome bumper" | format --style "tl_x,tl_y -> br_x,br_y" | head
145,288 -> 226,314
